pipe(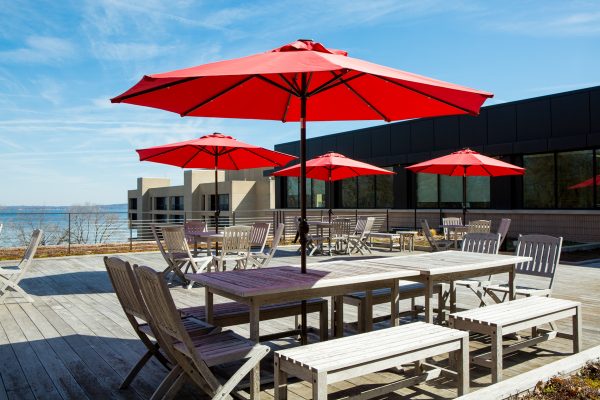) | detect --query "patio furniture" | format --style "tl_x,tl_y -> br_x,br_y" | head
330,218 -> 352,254
274,322 -> 470,399
212,225 -> 252,271
442,217 -> 463,240
249,222 -> 270,254
0,229 -> 43,303
103,256 -> 214,389
449,296 -> 581,383
184,220 -> 207,254
467,219 -> 492,233
302,219 -> 328,256
484,235 -> 563,303
368,231 -> 418,252
161,226 -> 213,284
134,265 -> 270,400
151,224 -> 180,276
421,219 -> 453,251
347,217 -> 375,254
496,218 -> 512,248
248,223 -> 285,268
